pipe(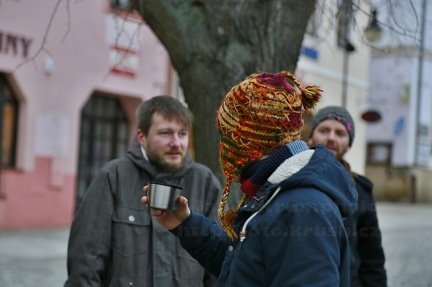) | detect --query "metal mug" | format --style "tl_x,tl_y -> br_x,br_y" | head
147,182 -> 182,210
